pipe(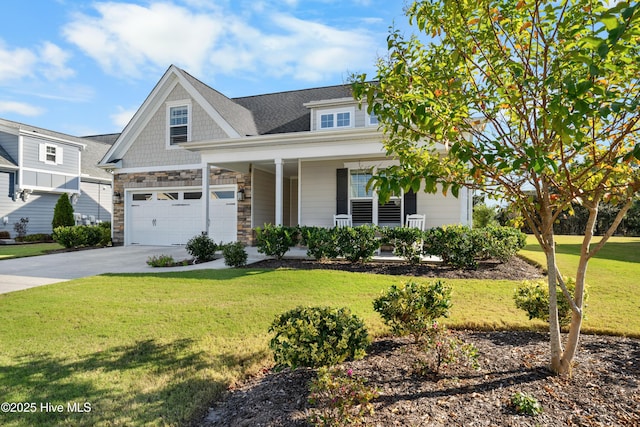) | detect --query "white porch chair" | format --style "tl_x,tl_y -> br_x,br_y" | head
406,214 -> 426,230
333,214 -> 352,227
